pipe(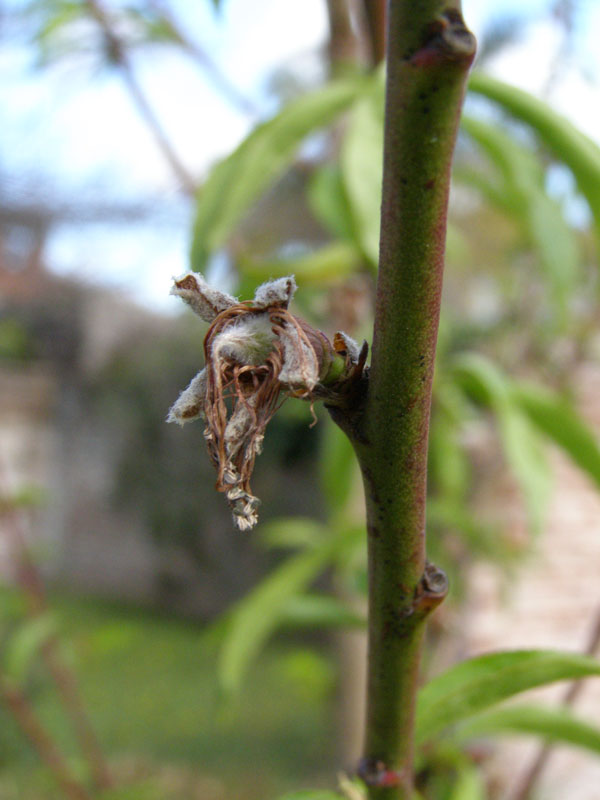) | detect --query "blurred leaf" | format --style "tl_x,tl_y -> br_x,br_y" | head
307,165 -> 356,241
468,72 -> 600,242
191,78 -> 365,272
513,382 -> 600,489
456,704 -> 600,757
453,354 -> 552,533
461,115 -> 580,320
281,594 -> 365,629
3,613 -> 57,683
239,241 -> 361,285
448,766 -> 486,800
415,650 -> 600,744
341,78 -> 384,264
276,792 -> 341,800
260,517 -> 328,550
319,419 -> 358,512
219,533 -> 342,695
98,782 -> 162,800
